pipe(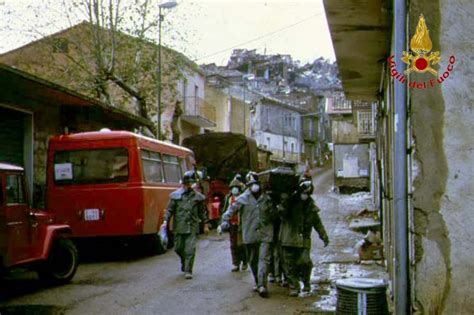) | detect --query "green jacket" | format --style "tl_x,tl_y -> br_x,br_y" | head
164,187 -> 208,234
279,196 -> 328,248
222,189 -> 276,244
